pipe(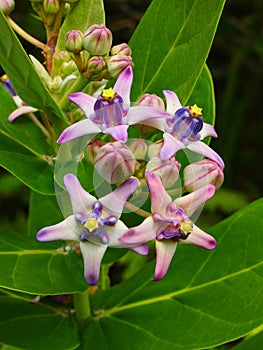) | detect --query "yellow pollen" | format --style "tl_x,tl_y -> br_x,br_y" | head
189,104 -> 202,118
101,88 -> 117,101
84,218 -> 99,231
180,220 -> 193,234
